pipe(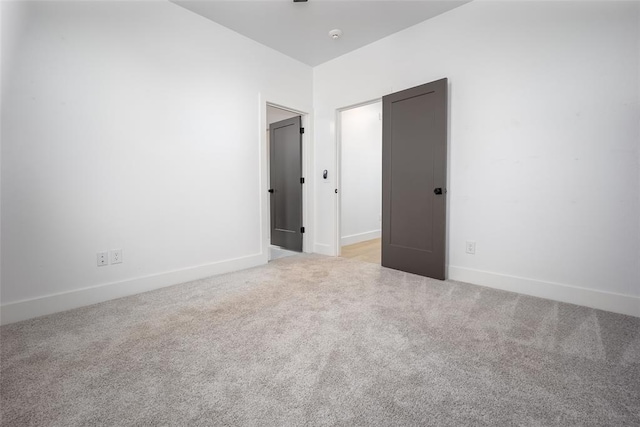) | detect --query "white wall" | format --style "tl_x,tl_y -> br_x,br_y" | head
0,1 -> 312,323
313,1 -> 640,315
340,102 -> 382,246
